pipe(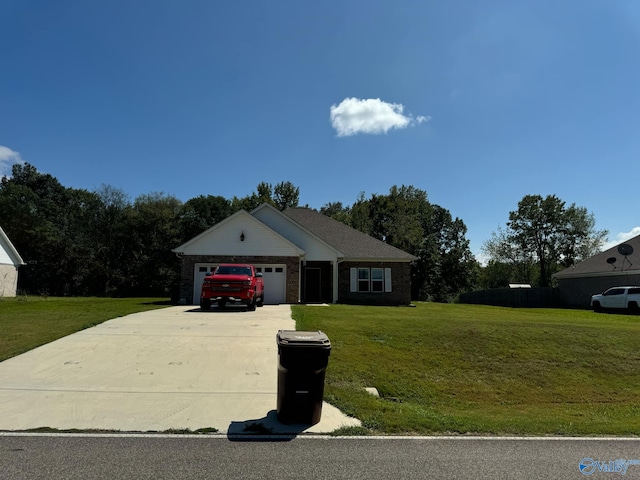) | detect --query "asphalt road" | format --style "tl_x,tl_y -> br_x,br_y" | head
3,434 -> 640,479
